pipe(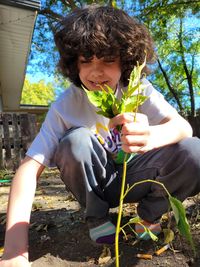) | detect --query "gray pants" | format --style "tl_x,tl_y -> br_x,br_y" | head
54,127 -> 200,223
